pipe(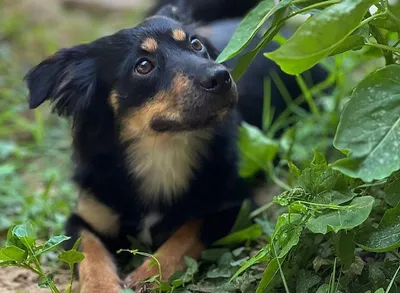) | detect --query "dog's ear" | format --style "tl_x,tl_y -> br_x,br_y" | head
25,45 -> 97,117
154,2 -> 193,24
